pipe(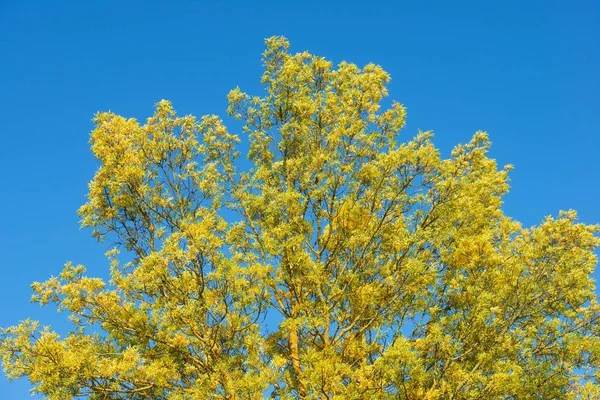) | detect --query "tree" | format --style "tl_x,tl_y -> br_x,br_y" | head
2,36 -> 599,400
